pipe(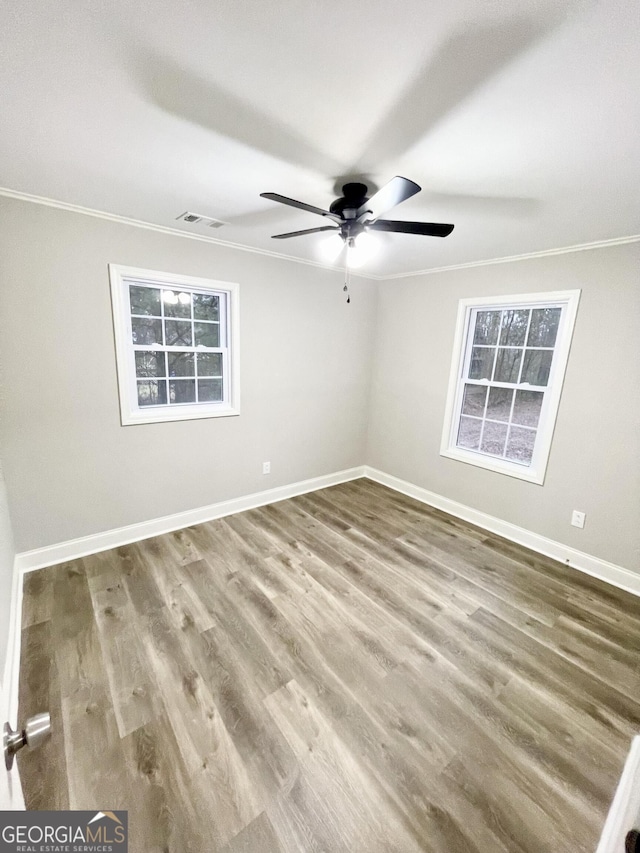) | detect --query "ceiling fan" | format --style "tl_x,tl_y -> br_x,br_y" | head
260,176 -> 454,252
